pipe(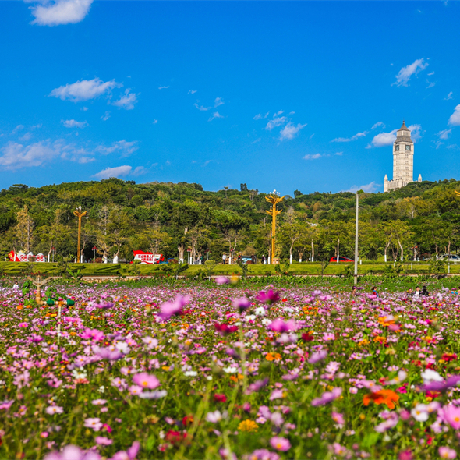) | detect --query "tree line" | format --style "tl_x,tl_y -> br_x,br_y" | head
0,178 -> 459,263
